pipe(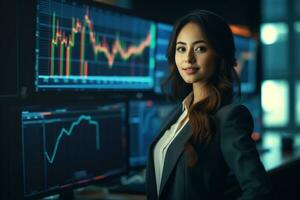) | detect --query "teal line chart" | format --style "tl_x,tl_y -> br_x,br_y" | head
44,115 -> 100,164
